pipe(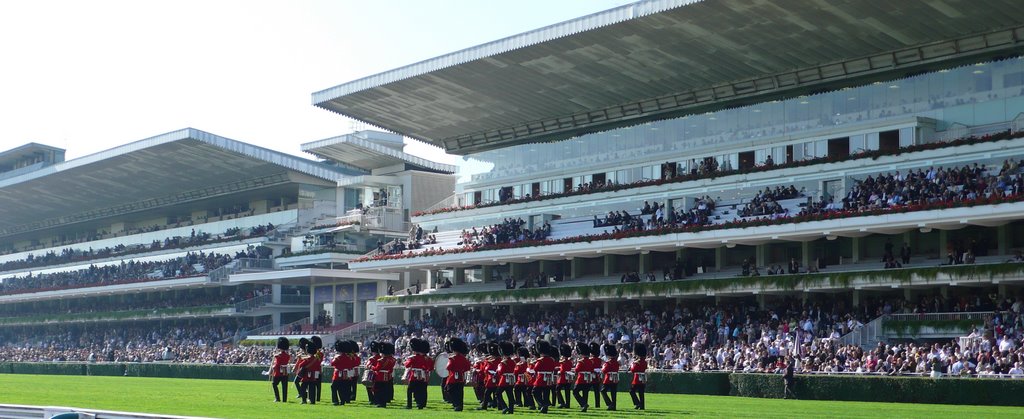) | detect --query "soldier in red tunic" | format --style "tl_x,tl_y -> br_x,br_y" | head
629,342 -> 648,410
514,346 -> 534,410
529,340 -> 558,414
600,343 -> 620,410
298,340 -> 321,405
555,344 -> 573,409
345,340 -> 360,403
496,341 -> 517,414
478,342 -> 501,411
571,343 -> 592,412
269,337 -> 290,402
330,340 -> 358,406
364,342 -> 381,404
373,342 -> 397,408
471,342 -> 488,407
445,338 -> 472,412
403,338 -> 433,409
589,342 -> 602,409
310,336 -> 325,403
